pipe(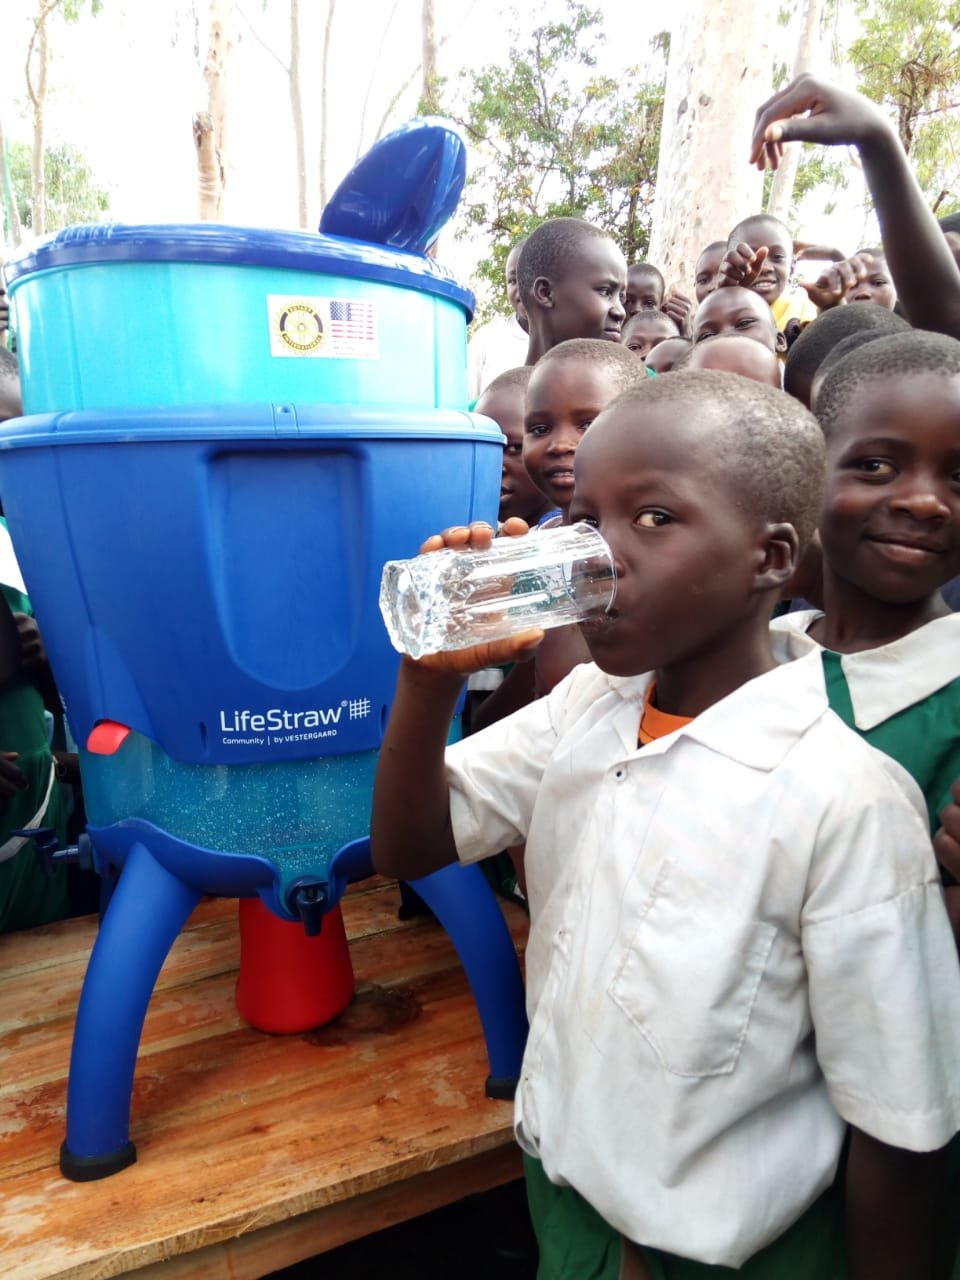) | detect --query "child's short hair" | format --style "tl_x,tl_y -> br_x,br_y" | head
481,365 -> 532,397
816,329 -> 960,438
608,370 -> 825,549
535,337 -> 649,393
783,304 -> 909,400
678,334 -> 782,387
811,330 -> 892,391
727,213 -> 791,248
697,239 -> 727,260
517,218 -> 617,304
629,262 -> 665,291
